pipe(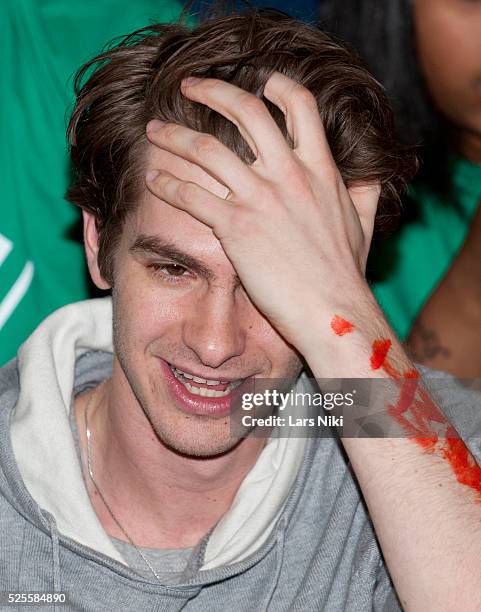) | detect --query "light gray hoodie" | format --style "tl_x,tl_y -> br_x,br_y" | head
0,299 -> 480,611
